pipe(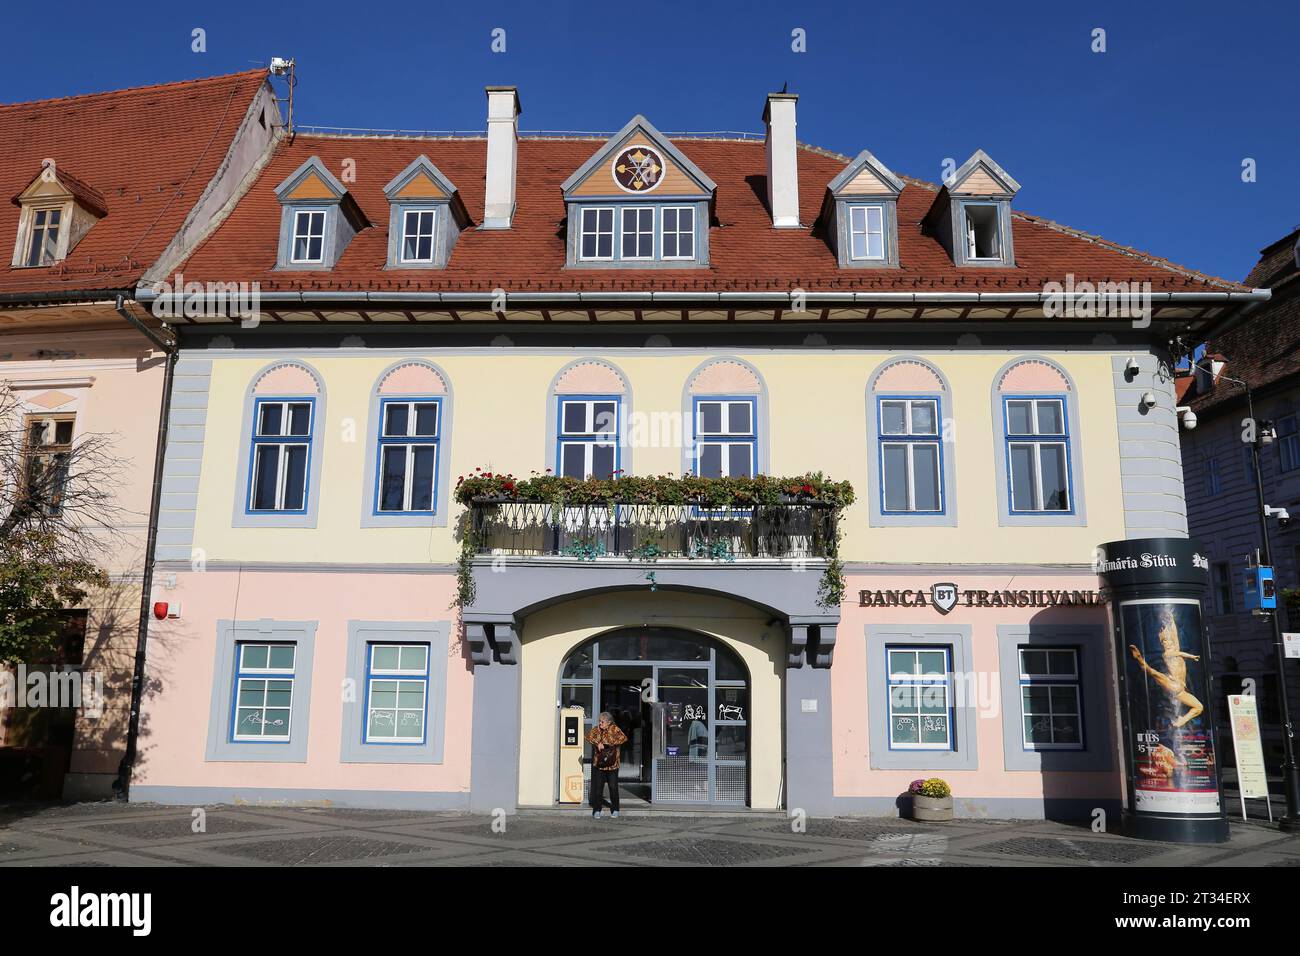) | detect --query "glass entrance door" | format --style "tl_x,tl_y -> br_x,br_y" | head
654,668 -> 710,803
558,628 -> 749,807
